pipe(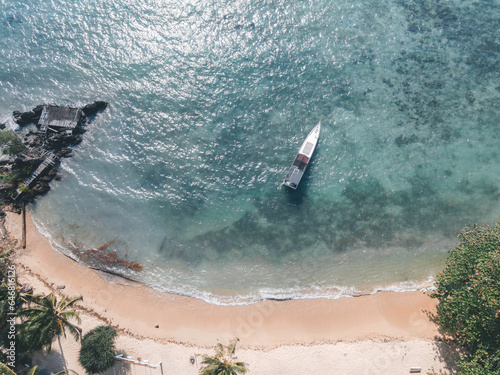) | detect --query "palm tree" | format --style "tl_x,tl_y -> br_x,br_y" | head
19,293 -> 82,352
0,248 -> 15,265
199,339 -> 248,375
0,248 -> 16,282
19,293 -> 82,373
0,363 -> 38,375
0,362 -> 70,375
